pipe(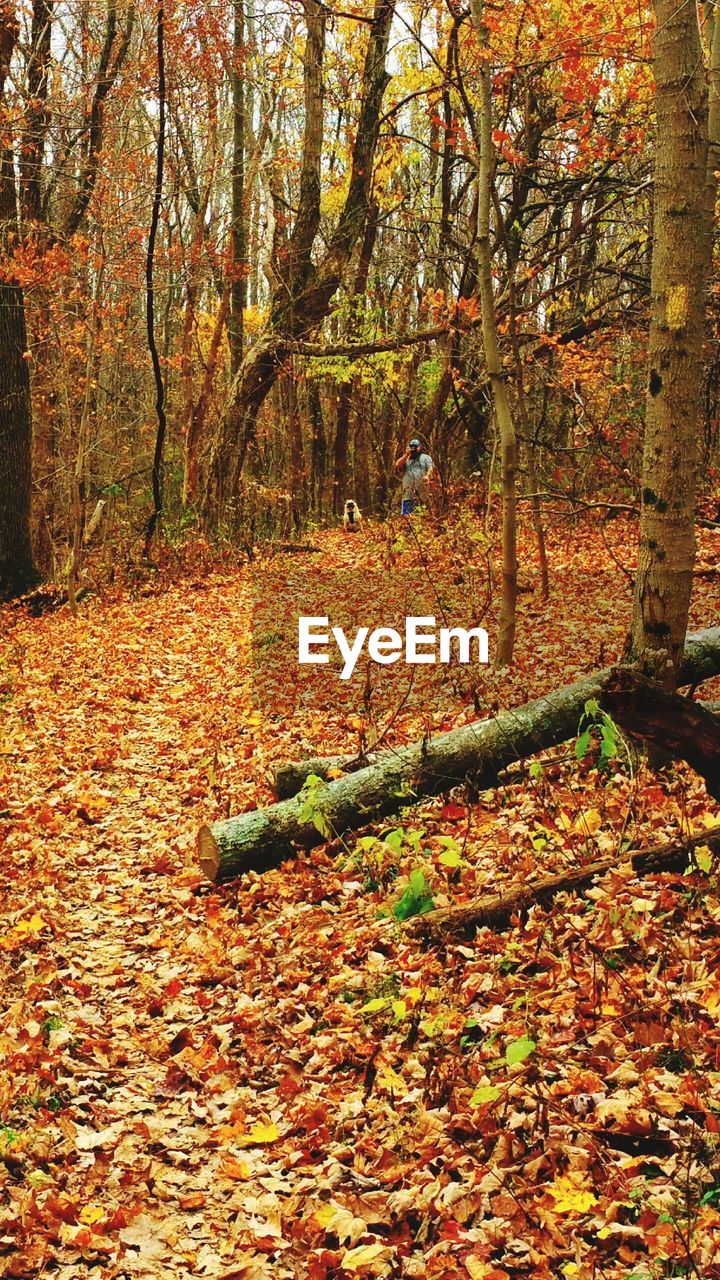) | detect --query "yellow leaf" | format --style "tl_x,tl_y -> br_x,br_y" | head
574,808 -> 601,836
562,1265 -> 579,1277
17,913 -> 47,936
391,999 -> 408,1021
312,1202 -> 367,1244
358,997 -> 389,1015
376,1065 -> 407,1096
340,1241 -> 390,1272
405,987 -> 422,1004
221,1156 -> 253,1179
596,1226 -> 611,1240
245,1122 -> 280,1145
547,1175 -> 598,1215
79,1204 -> 105,1225
465,1260 -> 492,1280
